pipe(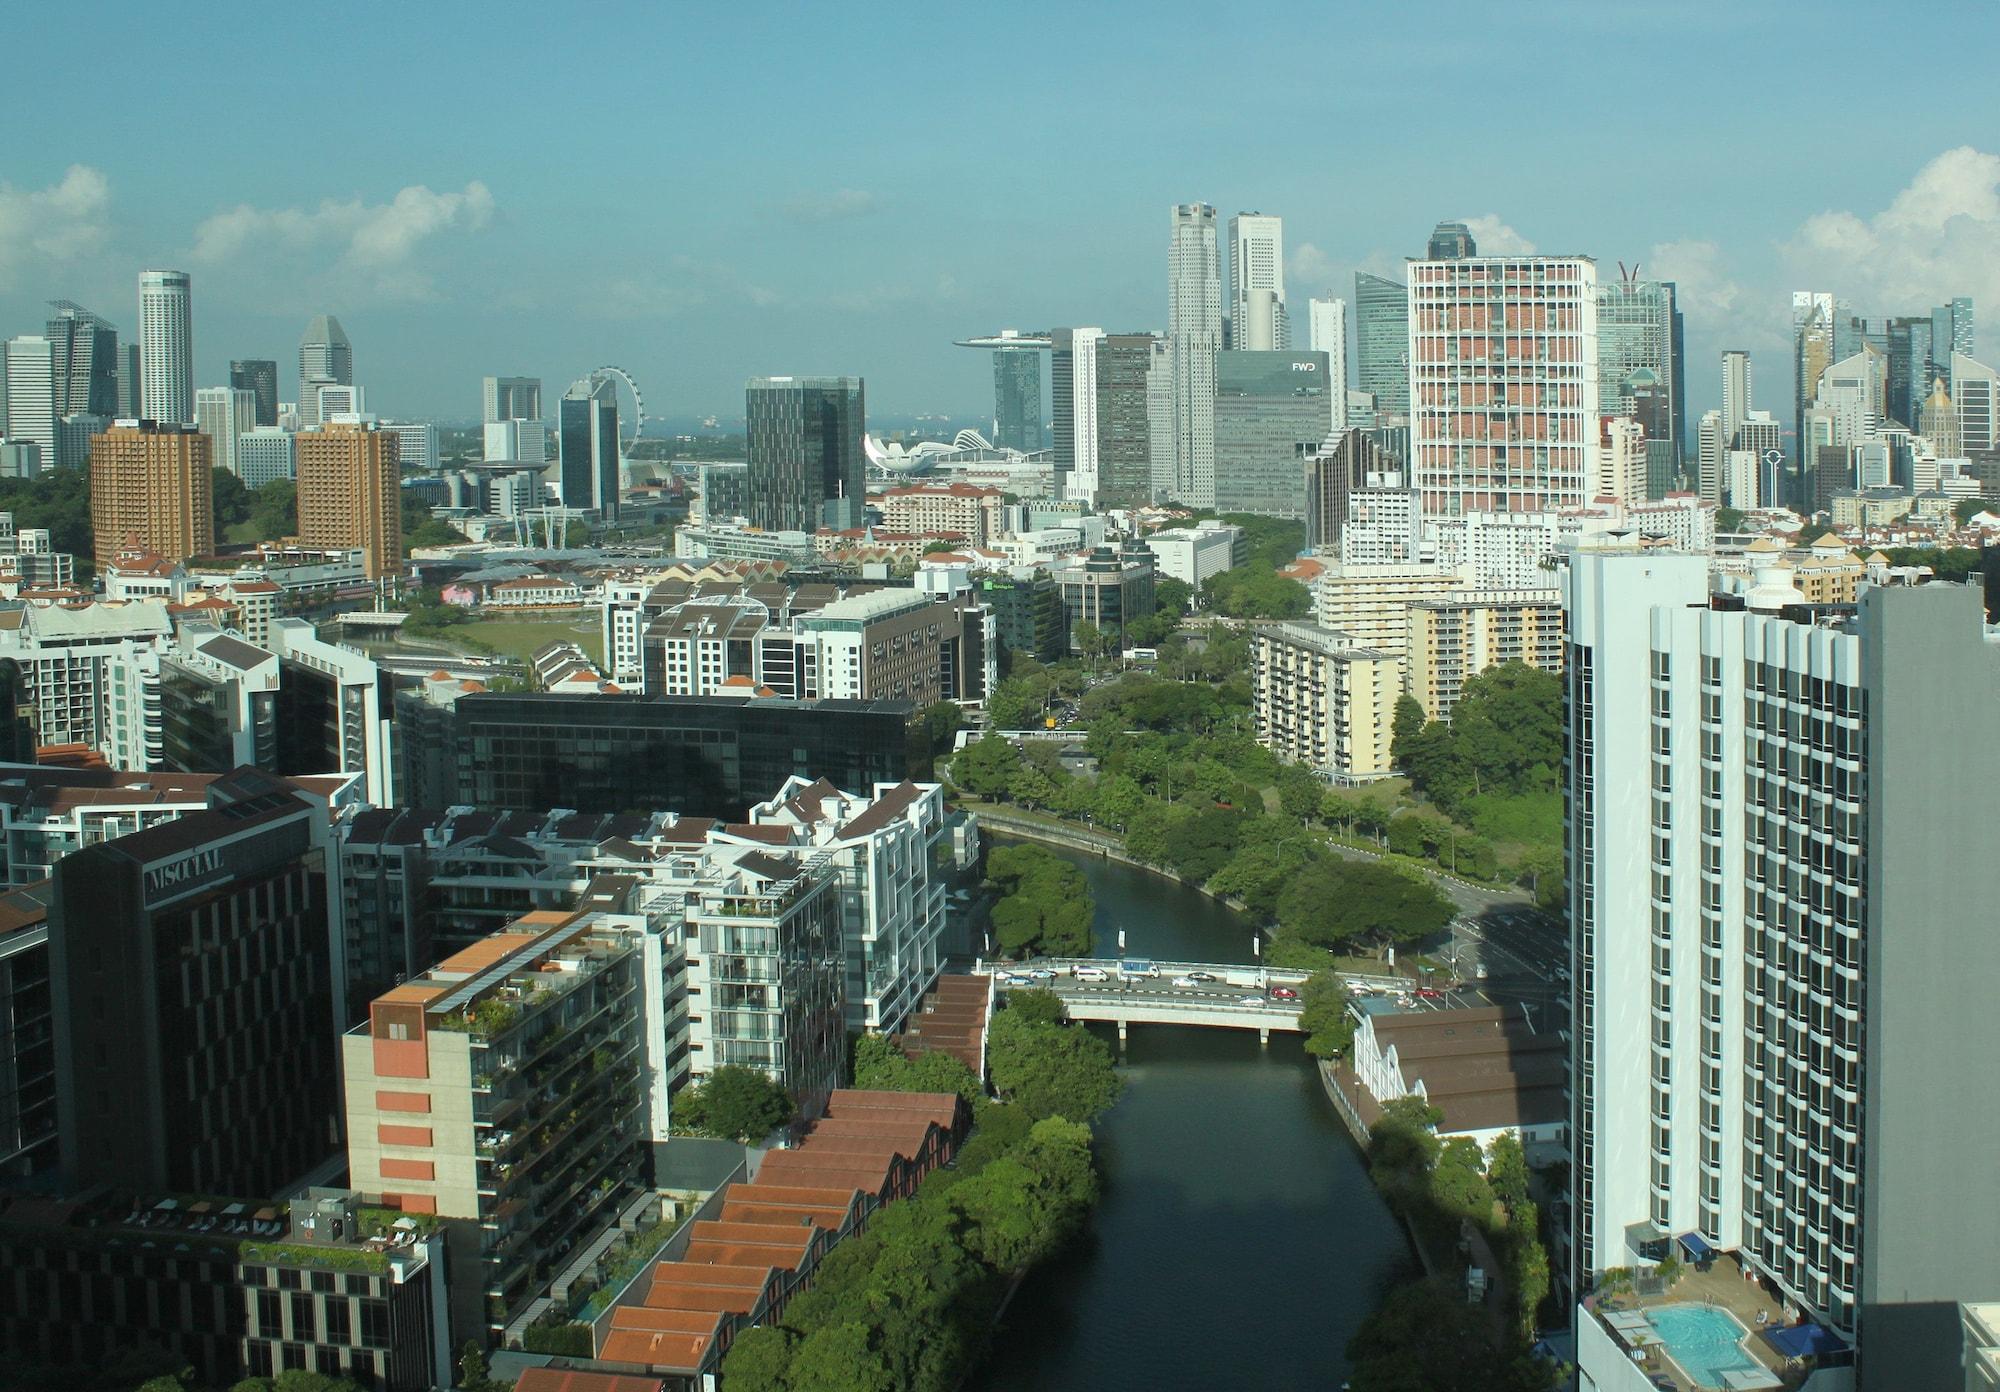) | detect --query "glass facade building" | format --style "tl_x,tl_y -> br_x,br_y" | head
1597,277 -> 1680,459
1212,350 -> 1334,517
992,347 -> 1044,452
745,376 -> 864,532
1094,333 -> 1159,509
1354,271 -> 1410,417
558,375 -> 620,520
229,358 -> 279,426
